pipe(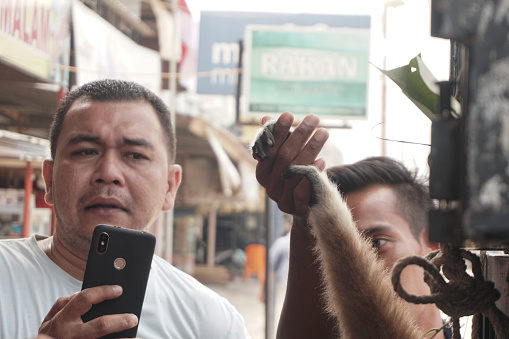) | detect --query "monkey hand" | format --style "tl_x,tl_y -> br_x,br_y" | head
251,112 -> 328,218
